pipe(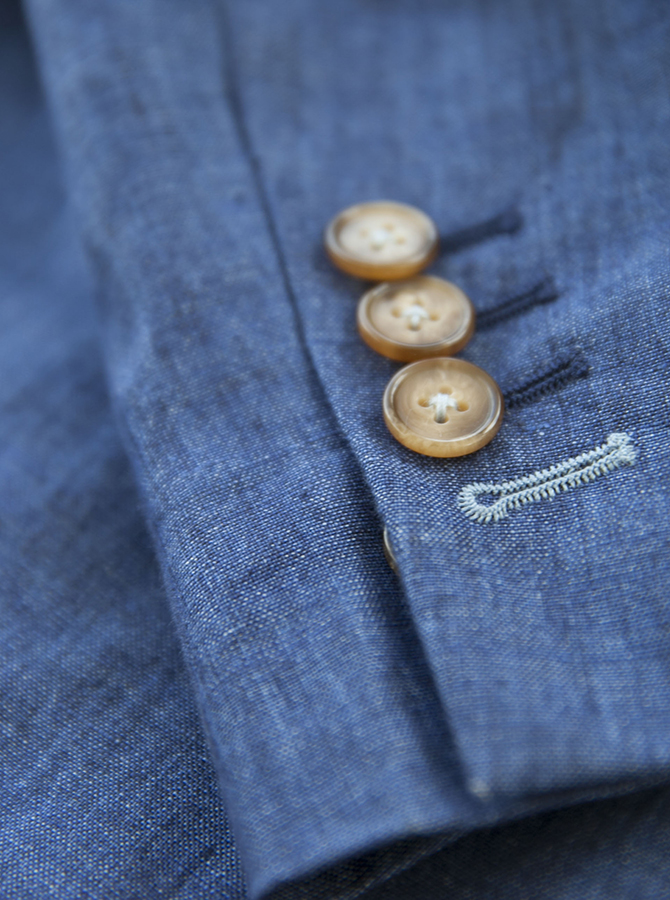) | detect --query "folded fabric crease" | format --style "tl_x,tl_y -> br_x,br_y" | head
3,0 -> 670,896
